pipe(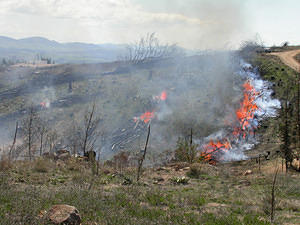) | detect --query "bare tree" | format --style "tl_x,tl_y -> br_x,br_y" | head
21,107 -> 39,160
36,118 -> 49,156
123,33 -> 180,64
137,124 -> 151,182
65,123 -> 80,156
9,122 -> 18,160
280,83 -> 293,171
46,130 -> 58,153
78,103 -> 101,156
270,167 -> 279,223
